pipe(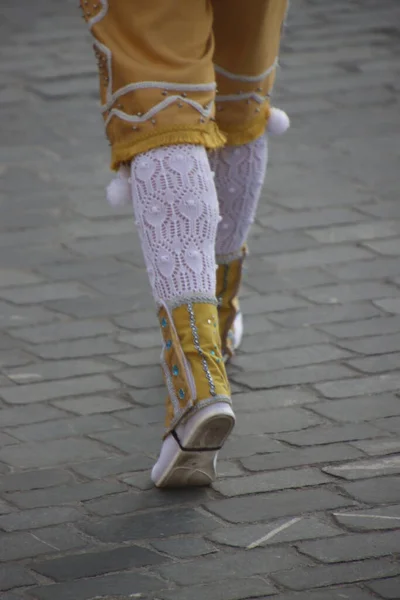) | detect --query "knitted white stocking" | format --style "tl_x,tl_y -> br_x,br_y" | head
208,135 -> 268,261
131,144 -> 219,305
